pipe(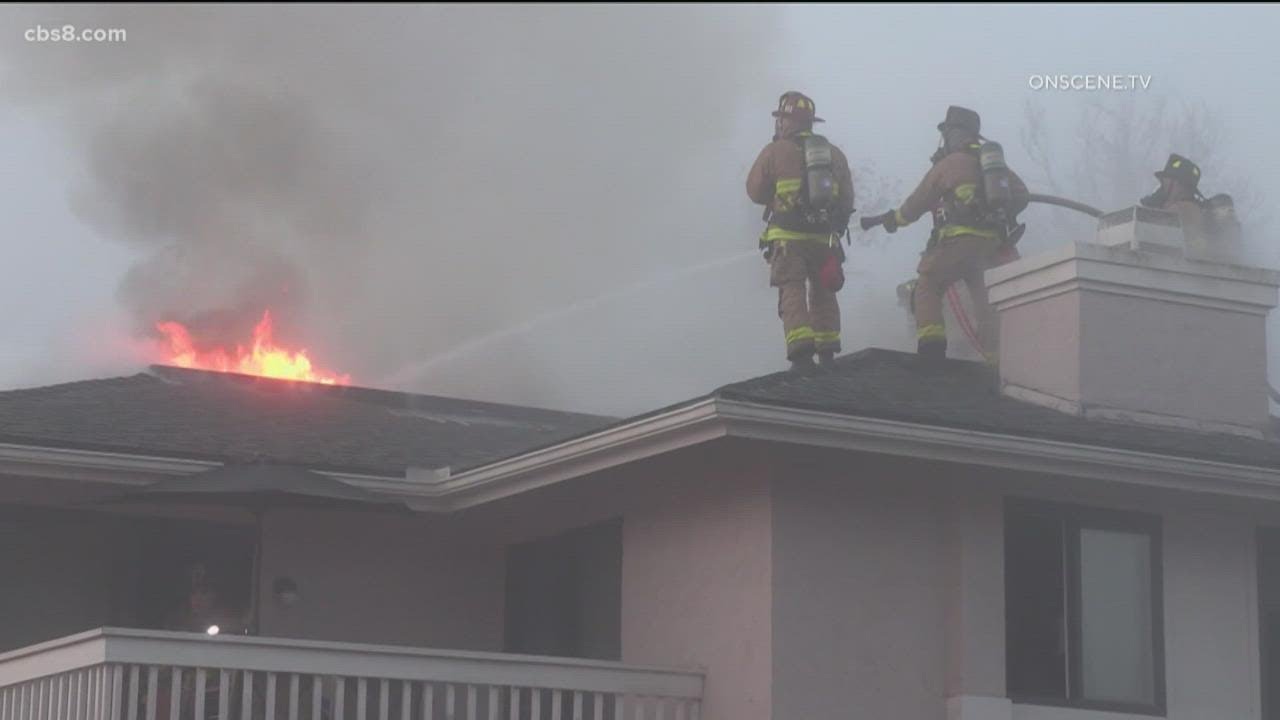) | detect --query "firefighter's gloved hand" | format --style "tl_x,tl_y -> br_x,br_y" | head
762,245 -> 774,262
883,213 -> 900,234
